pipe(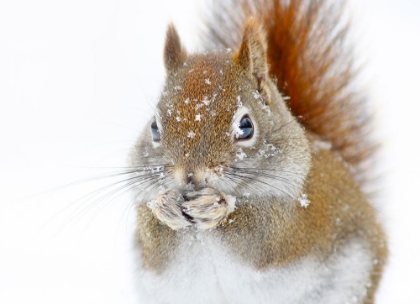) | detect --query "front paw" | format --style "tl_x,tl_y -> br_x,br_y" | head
147,190 -> 193,230
183,188 -> 236,229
